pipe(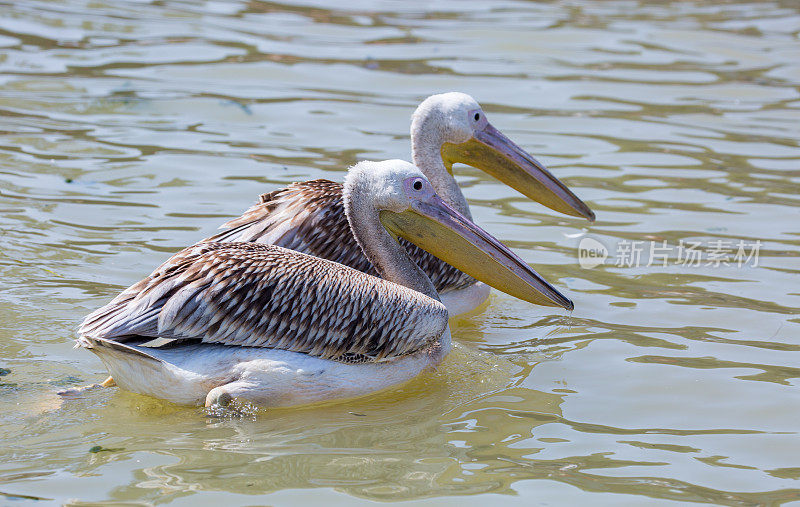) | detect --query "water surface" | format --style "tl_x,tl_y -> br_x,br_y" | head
1,0 -> 799,505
